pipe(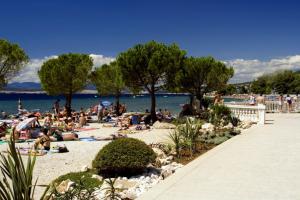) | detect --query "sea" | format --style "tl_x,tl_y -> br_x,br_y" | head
0,93 -> 191,115
0,93 -> 240,115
